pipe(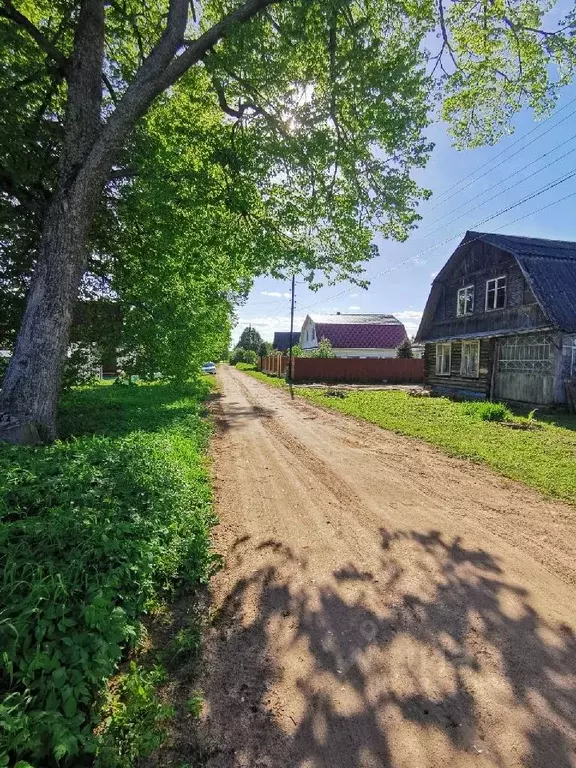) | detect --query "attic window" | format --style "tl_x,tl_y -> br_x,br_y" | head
485,276 -> 506,311
457,285 -> 474,316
